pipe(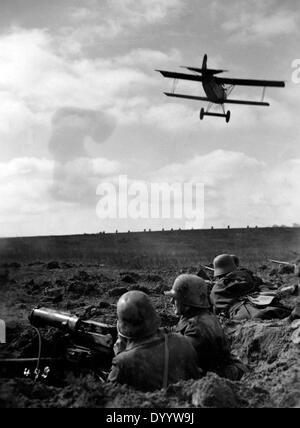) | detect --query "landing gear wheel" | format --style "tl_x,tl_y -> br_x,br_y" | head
200,108 -> 205,120
226,110 -> 231,123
